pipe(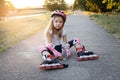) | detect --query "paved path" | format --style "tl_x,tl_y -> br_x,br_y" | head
0,11 -> 120,80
